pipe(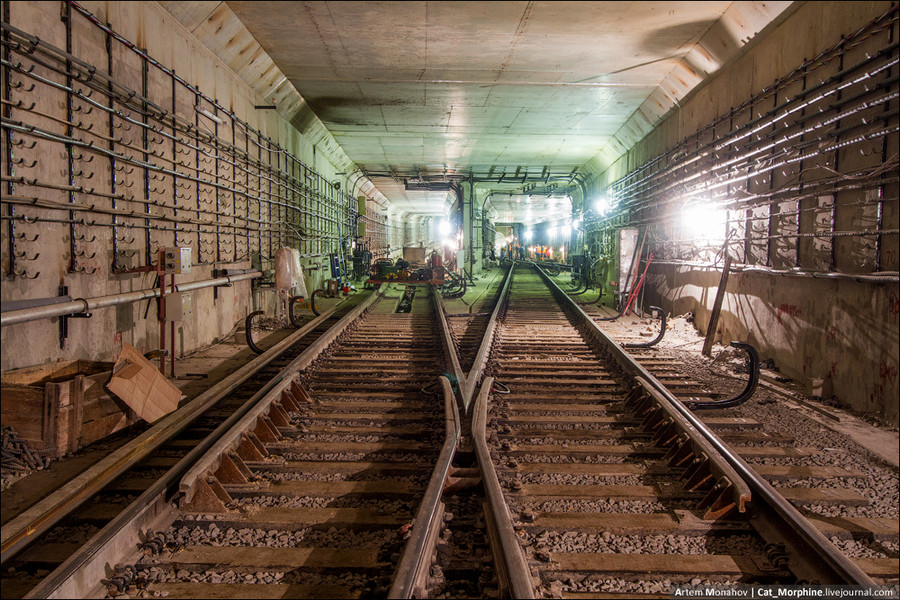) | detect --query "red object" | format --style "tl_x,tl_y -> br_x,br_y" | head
624,251 -> 654,316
